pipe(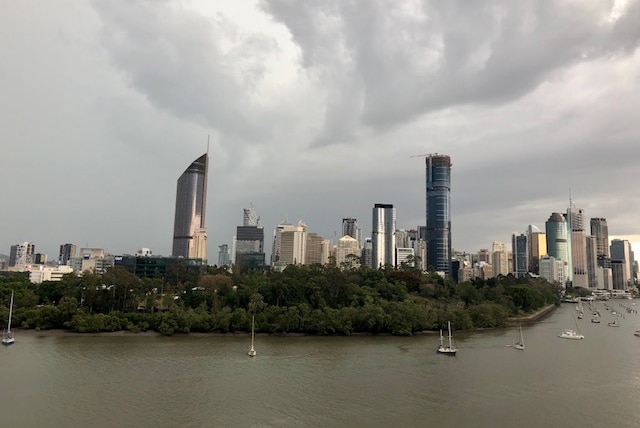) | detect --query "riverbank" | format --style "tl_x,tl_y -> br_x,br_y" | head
16,305 -> 558,338
506,304 -> 557,326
